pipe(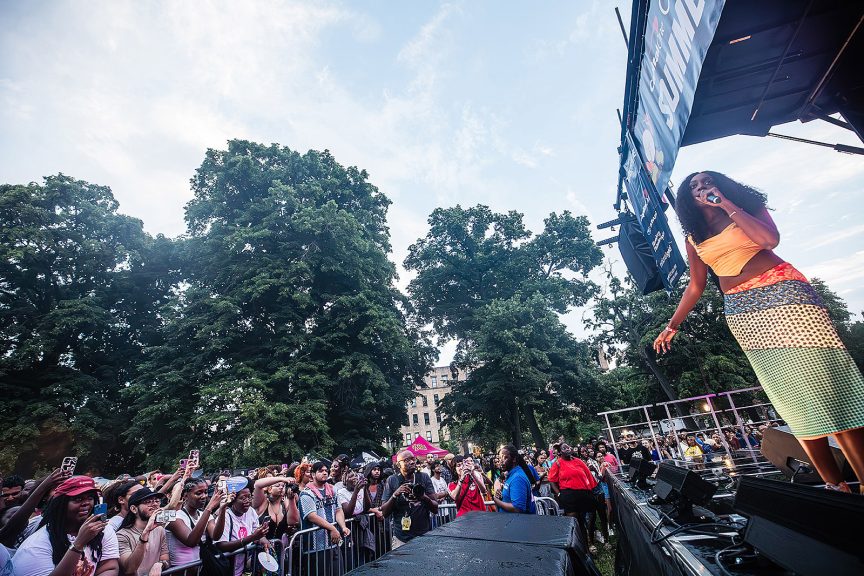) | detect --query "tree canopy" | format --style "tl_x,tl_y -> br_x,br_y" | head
404,205 -> 603,448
